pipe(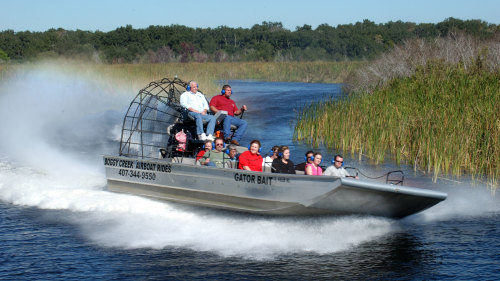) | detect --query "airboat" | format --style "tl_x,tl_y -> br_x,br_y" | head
103,77 -> 447,218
